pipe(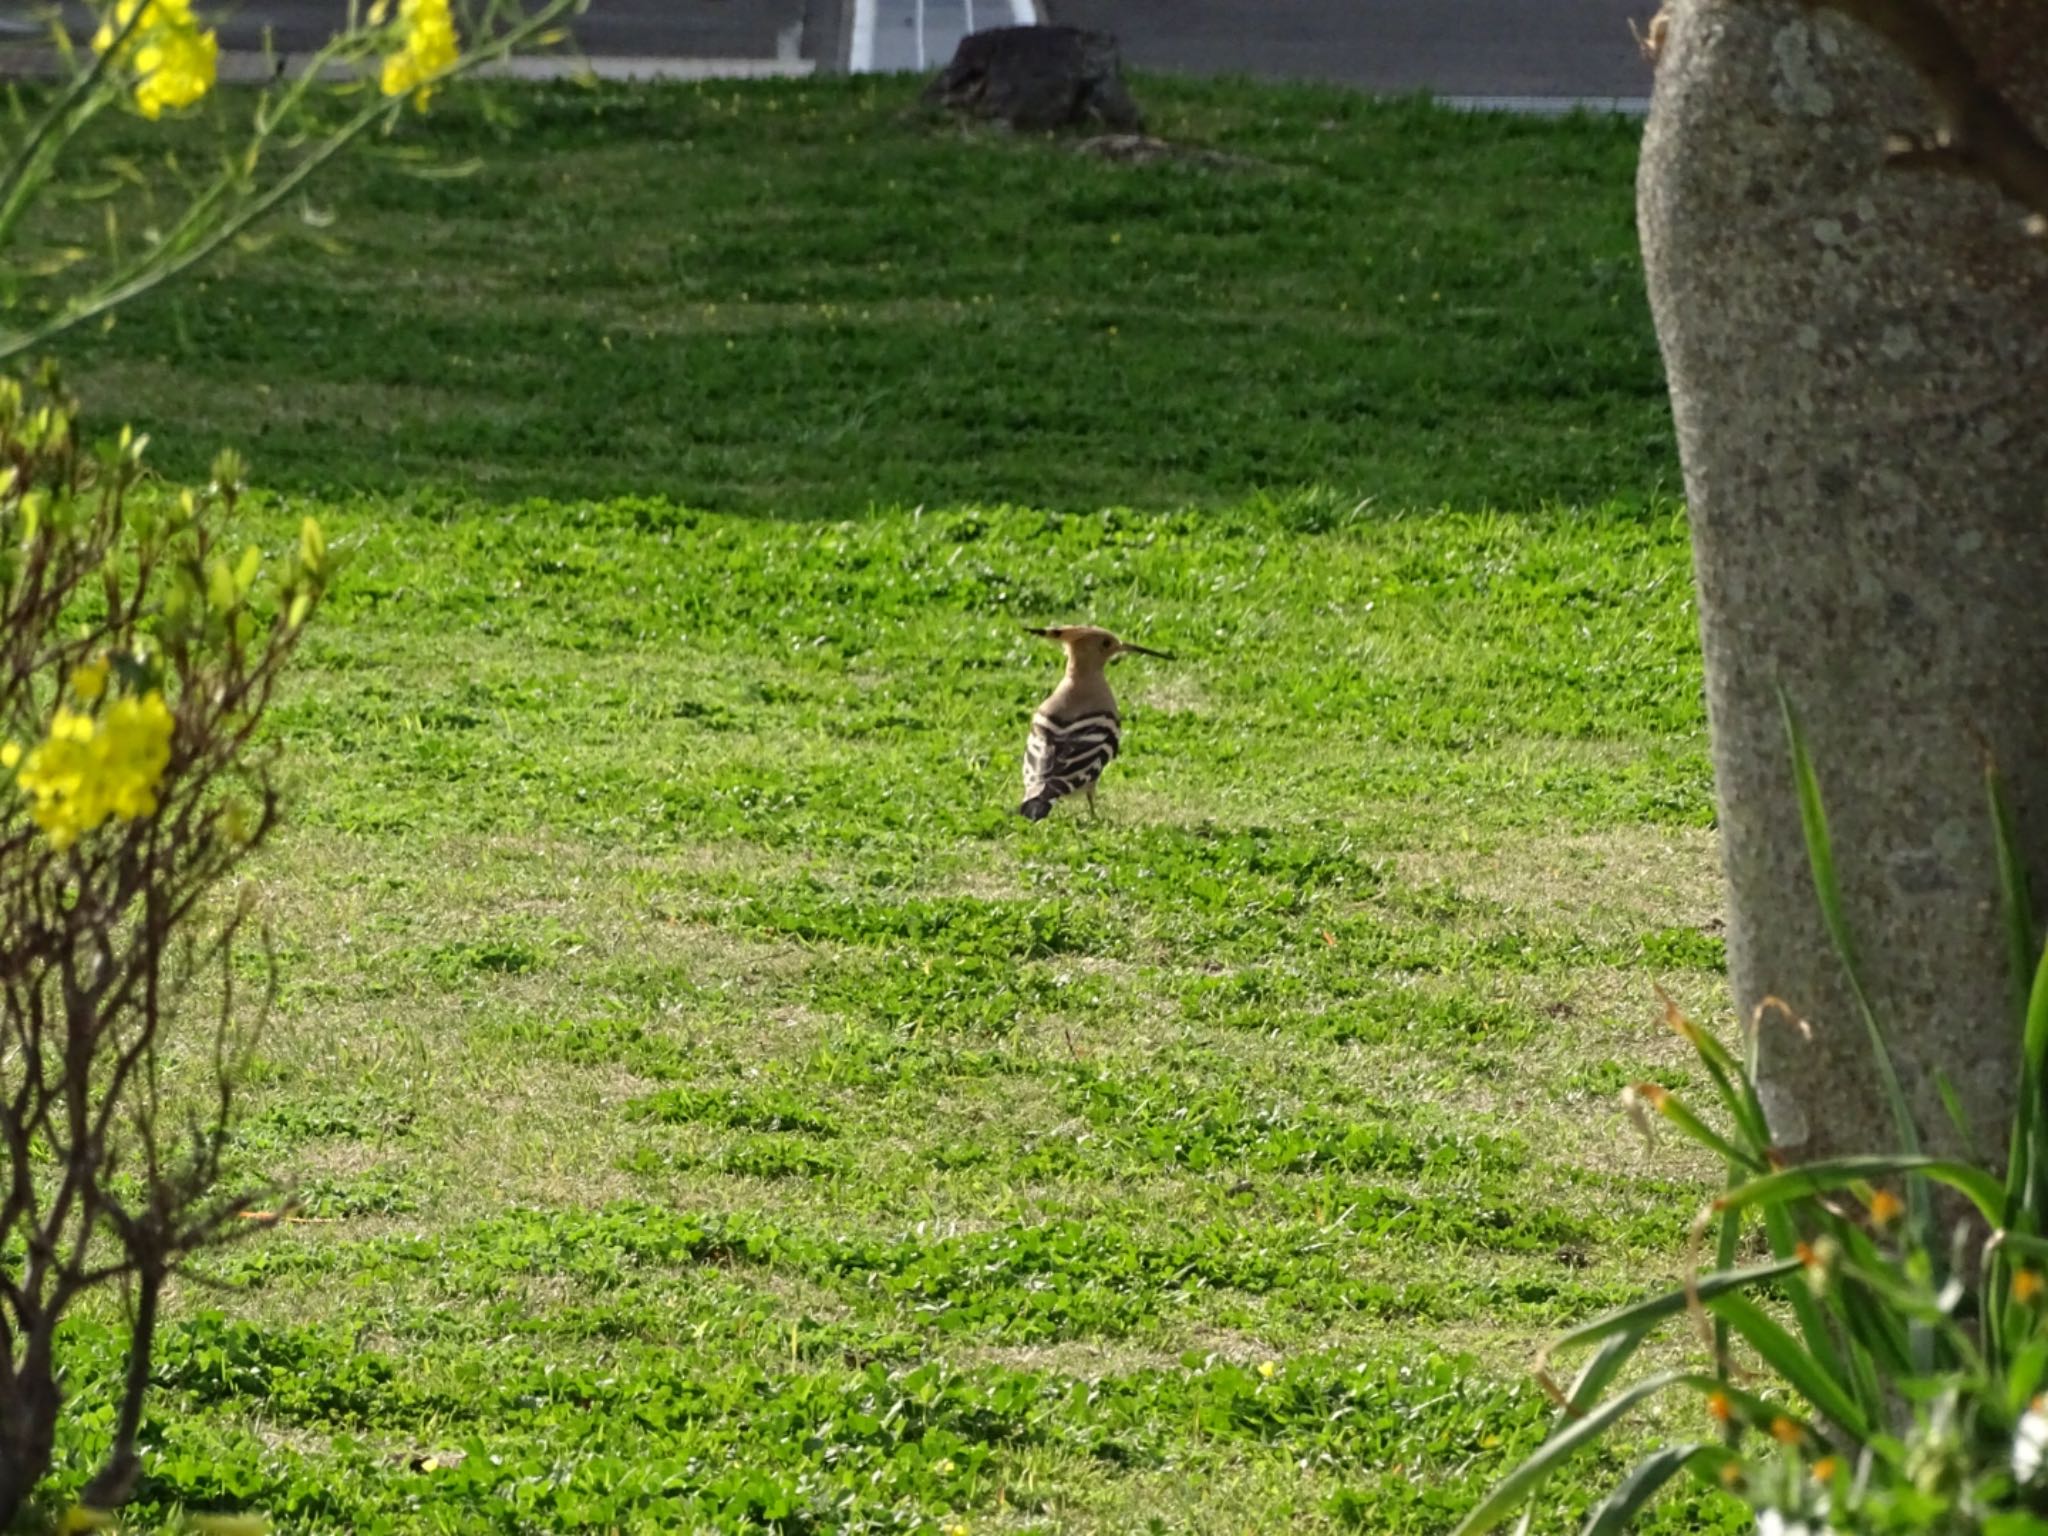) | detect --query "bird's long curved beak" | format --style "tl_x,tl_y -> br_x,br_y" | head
1023,626 -> 1062,639
1116,642 -> 1174,660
